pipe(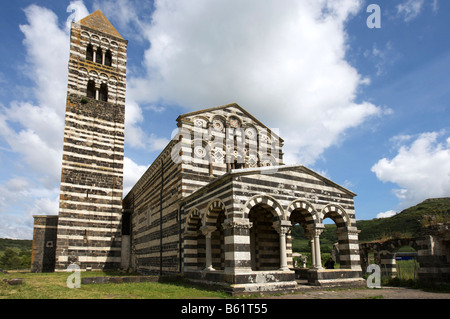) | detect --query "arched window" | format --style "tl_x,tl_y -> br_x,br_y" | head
86,44 -> 94,61
99,83 -> 108,102
86,80 -> 96,99
95,47 -> 103,64
104,50 -> 112,67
